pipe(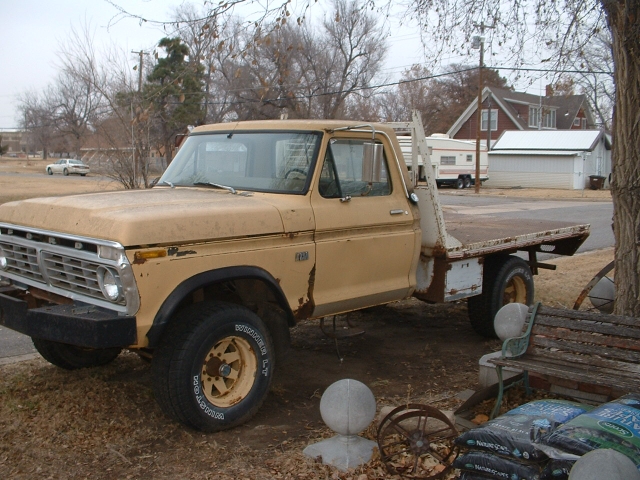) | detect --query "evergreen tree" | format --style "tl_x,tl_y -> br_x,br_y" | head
145,37 -> 204,165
